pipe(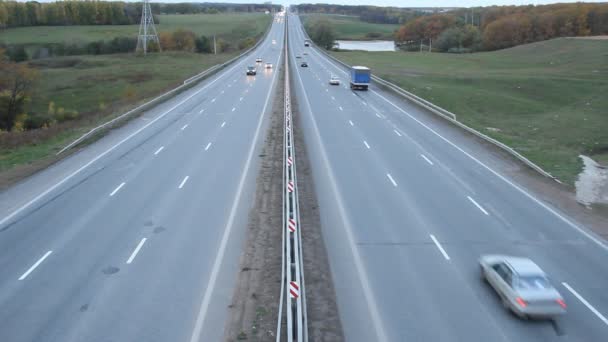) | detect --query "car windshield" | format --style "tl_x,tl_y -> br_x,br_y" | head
247,66 -> 255,70
516,275 -> 552,290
